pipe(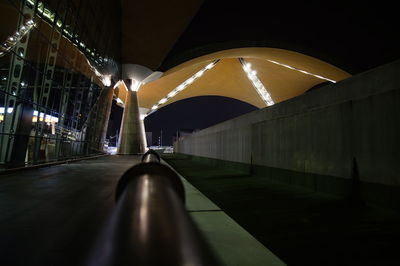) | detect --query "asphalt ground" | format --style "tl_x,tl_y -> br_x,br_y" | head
0,155 -> 141,266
